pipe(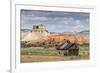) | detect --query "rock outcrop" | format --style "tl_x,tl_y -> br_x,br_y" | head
21,24 -> 89,47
